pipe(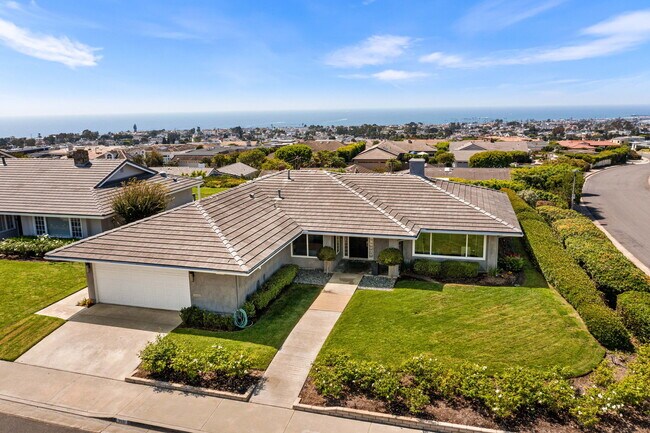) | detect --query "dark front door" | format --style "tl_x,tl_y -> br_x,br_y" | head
348,237 -> 368,259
